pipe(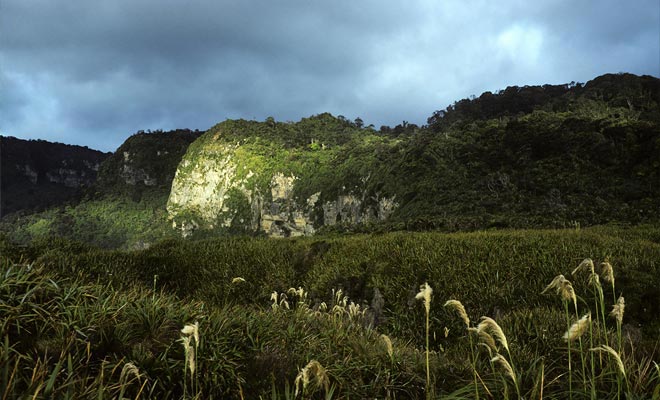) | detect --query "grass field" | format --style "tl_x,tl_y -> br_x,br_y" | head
1,225 -> 659,398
